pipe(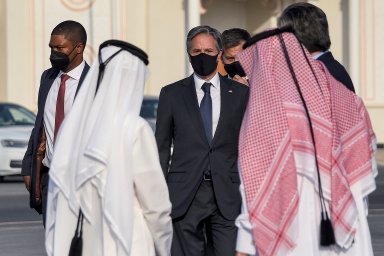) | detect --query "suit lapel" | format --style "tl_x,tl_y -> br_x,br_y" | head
40,69 -> 60,109
182,75 -> 209,144
211,76 -> 230,146
75,62 -> 90,98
